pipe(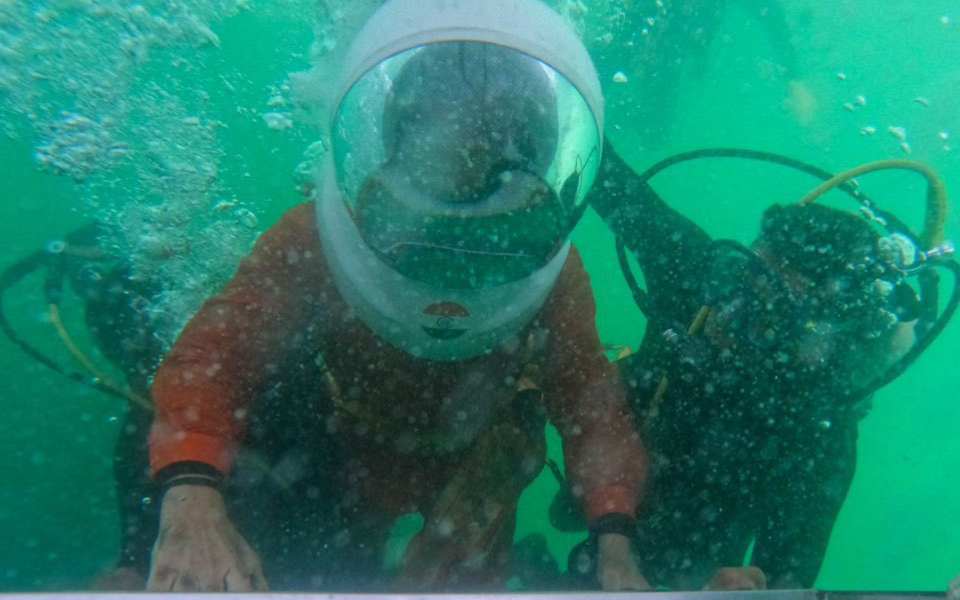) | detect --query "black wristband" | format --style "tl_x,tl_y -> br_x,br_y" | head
589,512 -> 636,539
156,461 -> 224,493
161,475 -> 222,495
